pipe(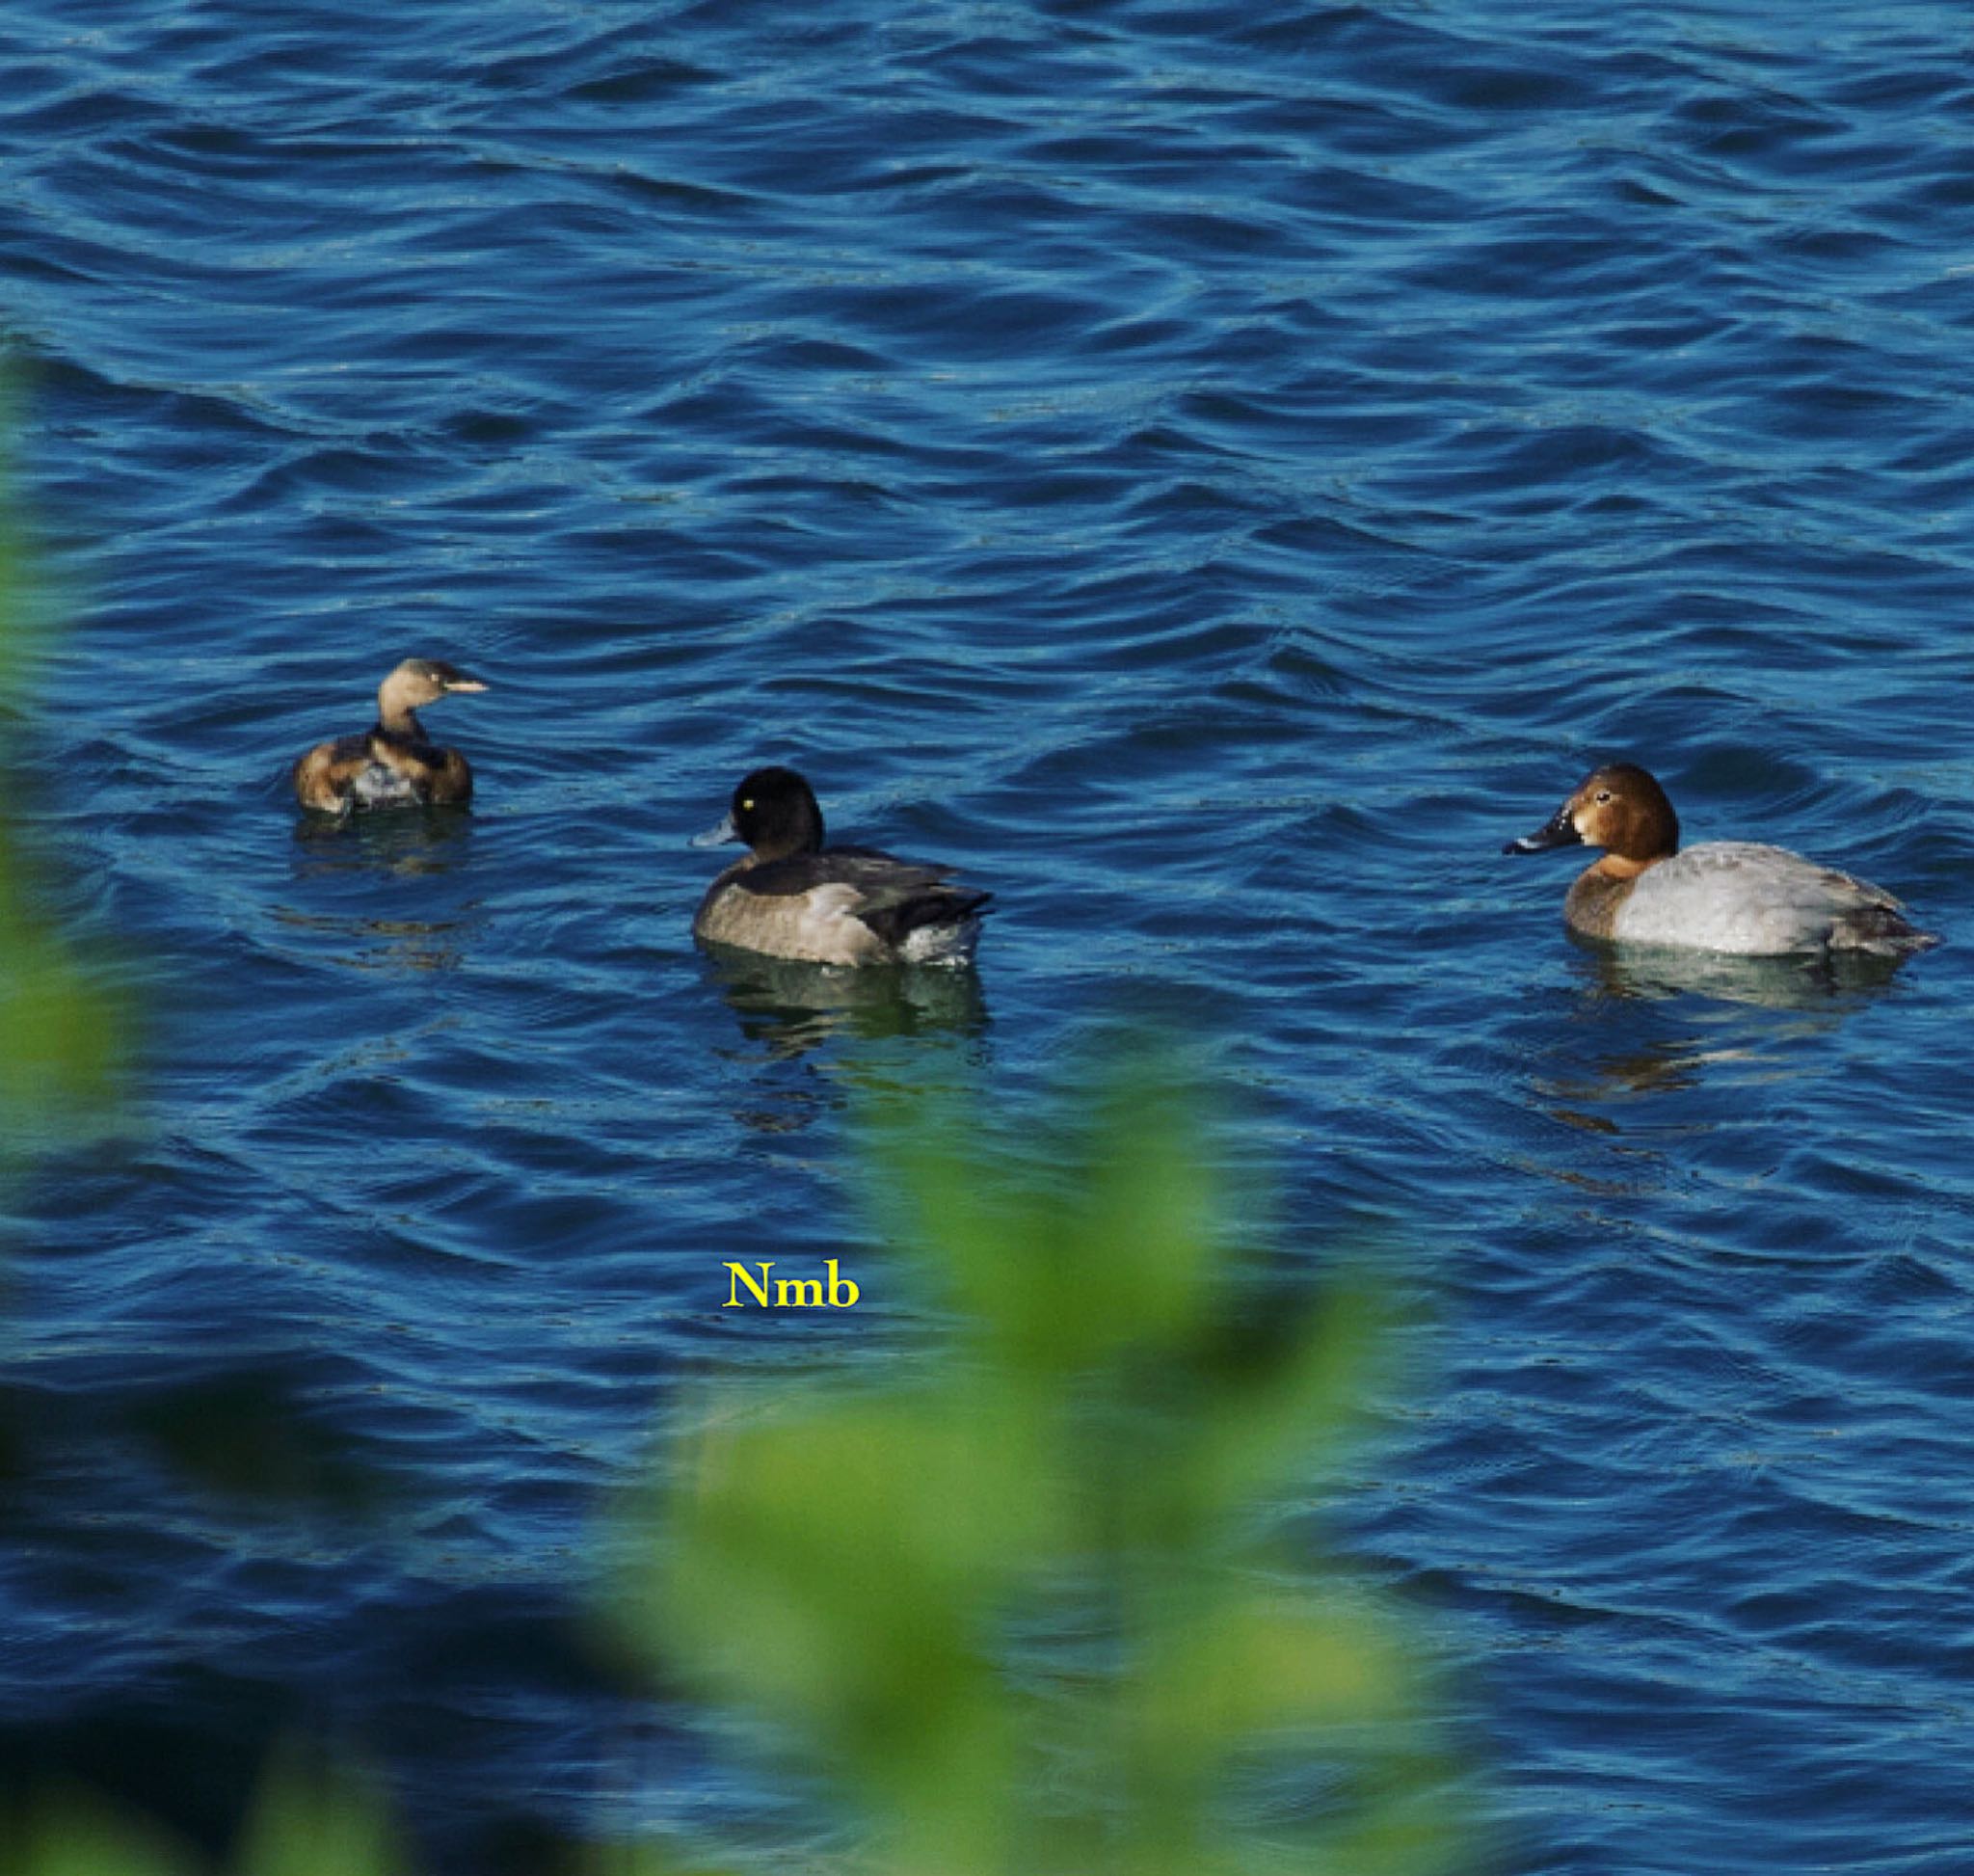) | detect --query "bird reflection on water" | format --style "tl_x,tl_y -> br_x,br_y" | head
280,810 -> 482,976
1567,929 -> 1915,1014
701,945 -> 992,1137
1532,934 -> 1907,1123
701,944 -> 990,1067
289,802 -> 476,878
